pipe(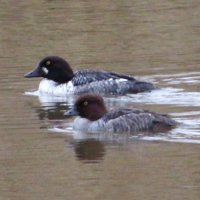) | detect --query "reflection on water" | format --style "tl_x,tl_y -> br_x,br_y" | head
1,1 -> 200,200
34,103 -> 68,120
71,139 -> 105,163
